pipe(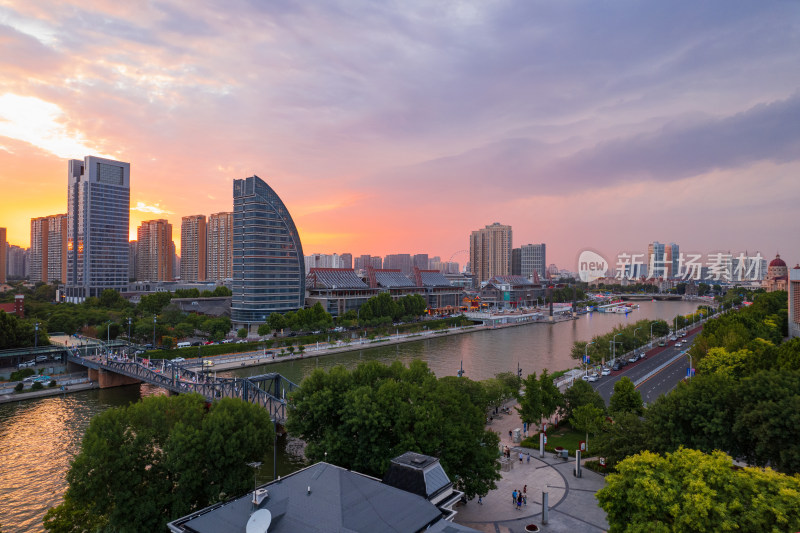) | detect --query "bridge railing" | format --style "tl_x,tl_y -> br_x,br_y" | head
69,355 -> 292,422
